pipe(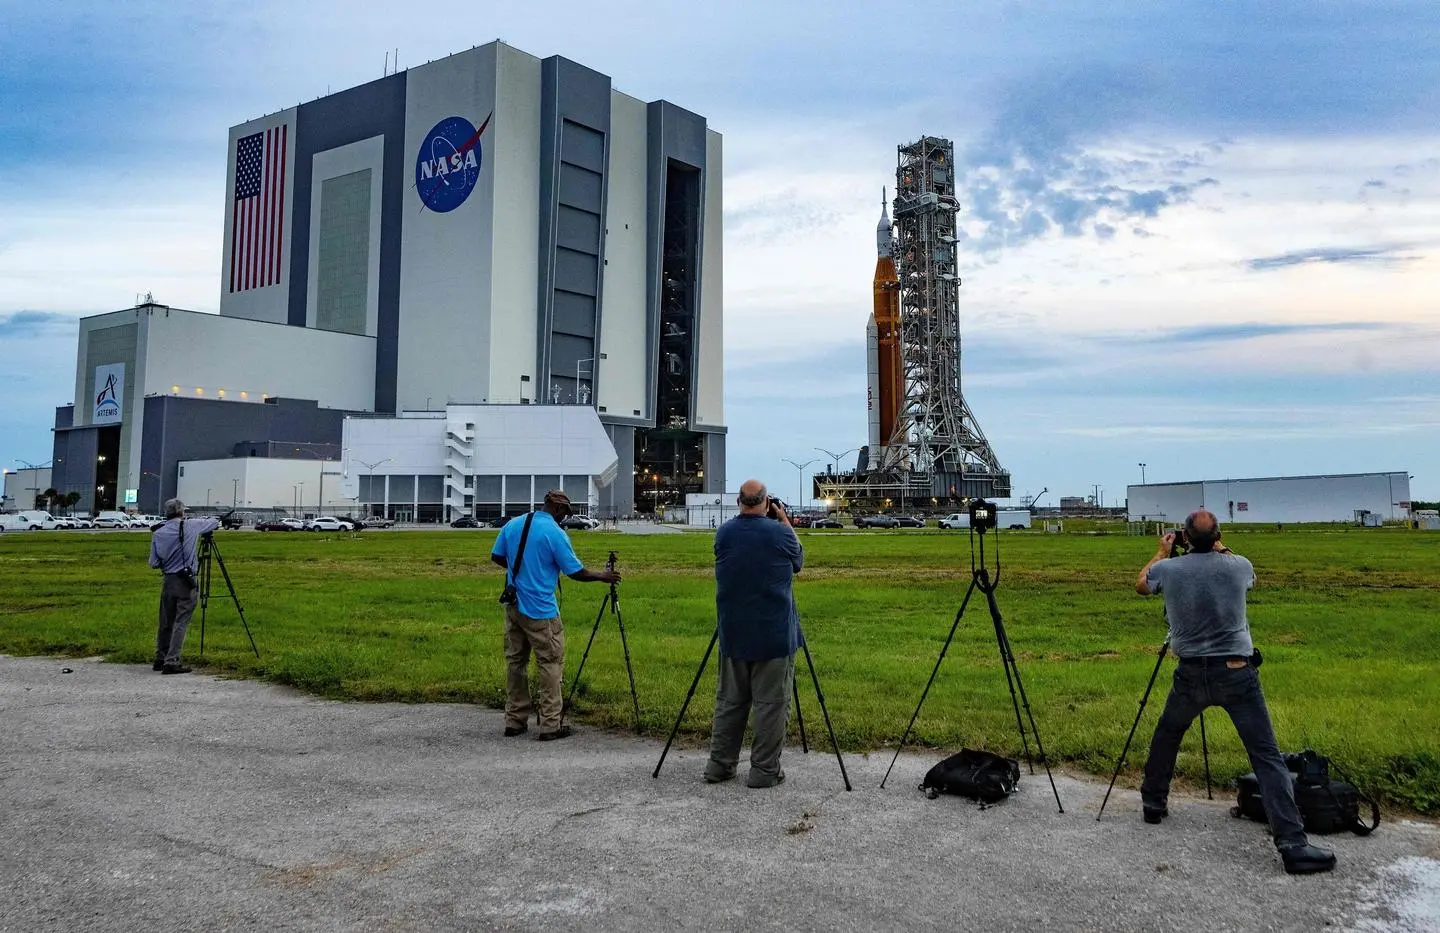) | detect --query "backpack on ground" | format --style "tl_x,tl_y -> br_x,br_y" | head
1232,748 -> 1379,835
920,748 -> 1020,803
